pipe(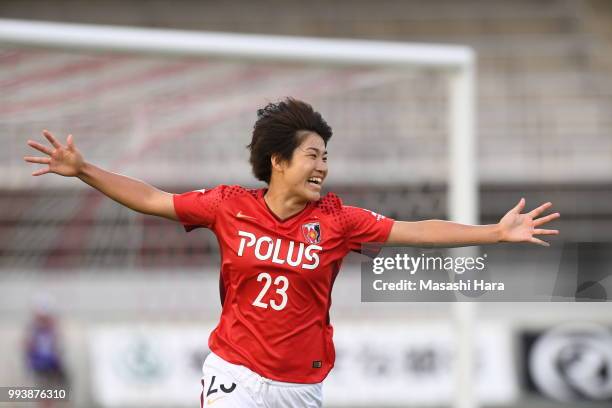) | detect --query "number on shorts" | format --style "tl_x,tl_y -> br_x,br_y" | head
252,272 -> 289,310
